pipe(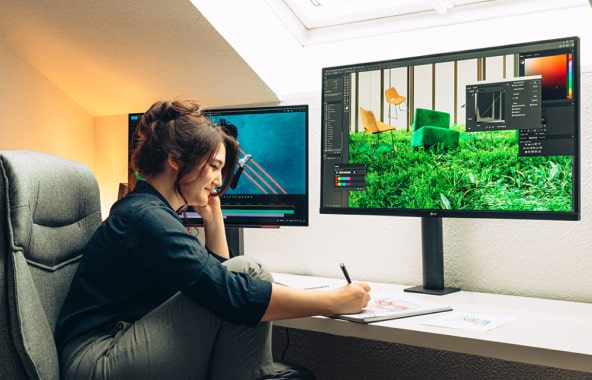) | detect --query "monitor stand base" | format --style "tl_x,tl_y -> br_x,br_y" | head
404,285 -> 460,295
